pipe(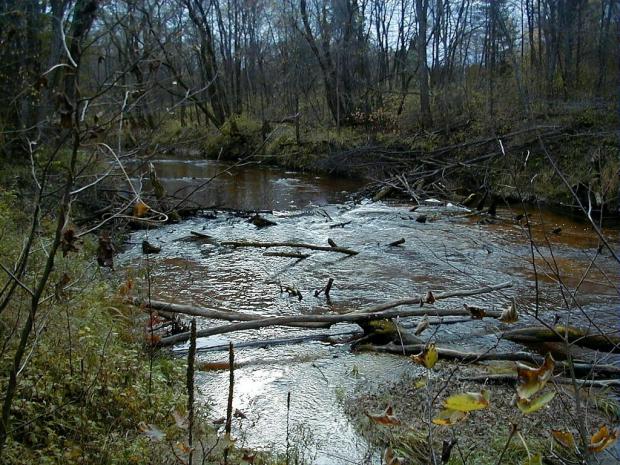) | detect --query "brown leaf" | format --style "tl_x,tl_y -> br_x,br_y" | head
133,200 -> 150,218
61,227 -> 80,256
588,425 -> 618,453
97,232 -> 115,269
367,405 -> 401,426
54,273 -> 71,301
425,290 -> 436,304
463,303 -> 485,319
383,447 -> 405,465
551,430 -> 575,449
118,277 -> 133,296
